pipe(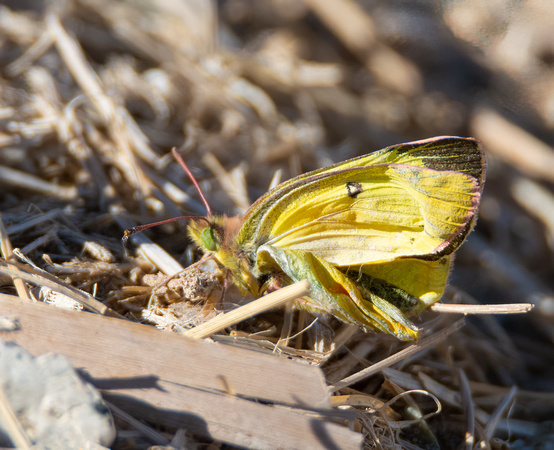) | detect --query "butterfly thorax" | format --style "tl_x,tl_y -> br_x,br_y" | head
187,215 -> 260,296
